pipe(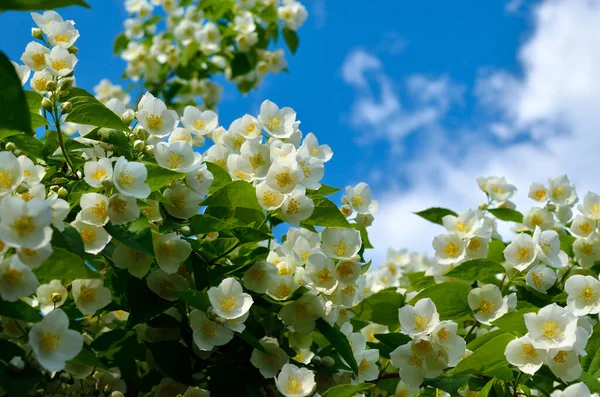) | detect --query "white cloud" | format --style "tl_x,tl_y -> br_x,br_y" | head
357,0 -> 600,265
